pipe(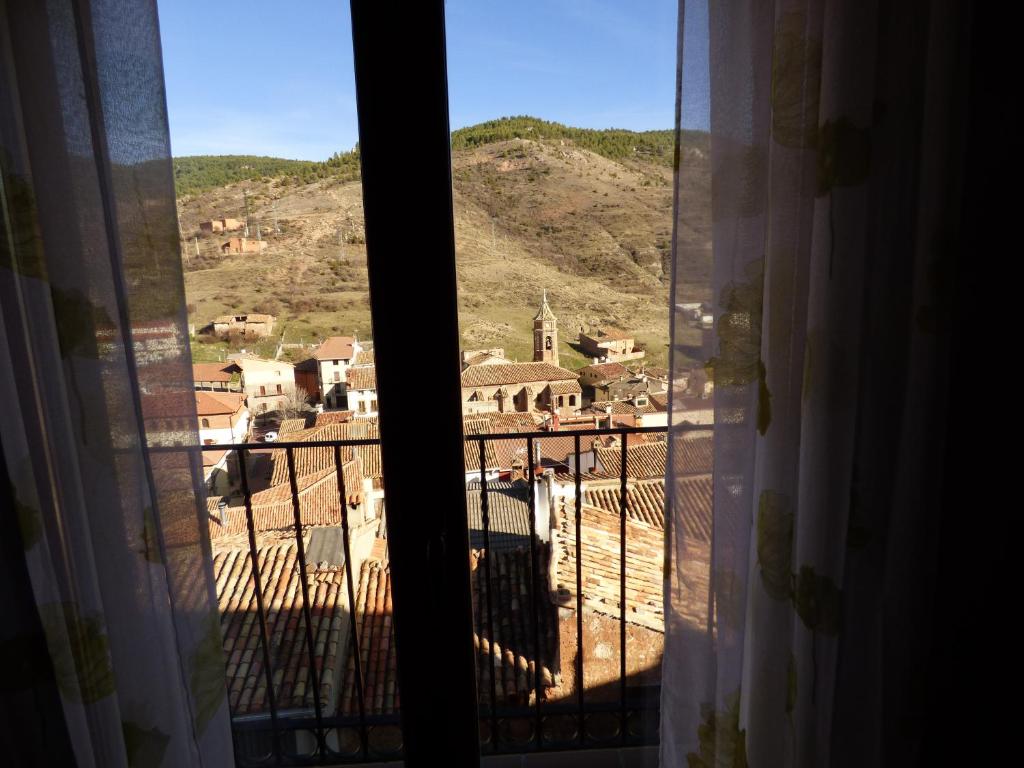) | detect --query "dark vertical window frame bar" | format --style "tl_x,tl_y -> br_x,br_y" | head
332,443 -> 368,761
348,1 -> 481,764
236,448 -> 282,765
525,436 -> 544,748
284,446 -> 326,758
619,433 -> 628,743
573,434 -> 585,746
478,439 -> 500,751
